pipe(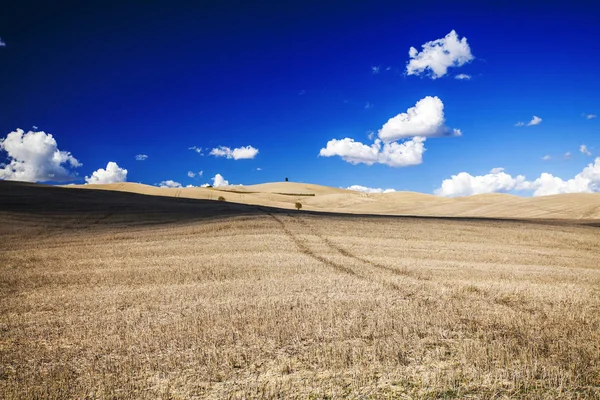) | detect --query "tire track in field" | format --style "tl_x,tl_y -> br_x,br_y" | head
260,209 -> 422,293
264,211 -> 357,276
291,215 -> 423,280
